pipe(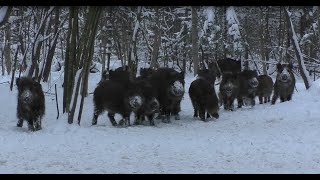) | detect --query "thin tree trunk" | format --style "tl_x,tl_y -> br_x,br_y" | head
4,23 -> 12,75
77,7 -> 102,125
28,7 -> 55,78
63,6 -> 78,114
1,52 -> 4,76
285,7 -> 312,89
223,7 -> 228,59
191,6 -> 199,76
10,45 -> 20,91
0,6 -> 12,26
279,6 -> 284,63
285,7 -> 291,63
67,7 -> 101,124
259,7 -> 267,75
43,8 -> 61,82
150,7 -> 161,69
